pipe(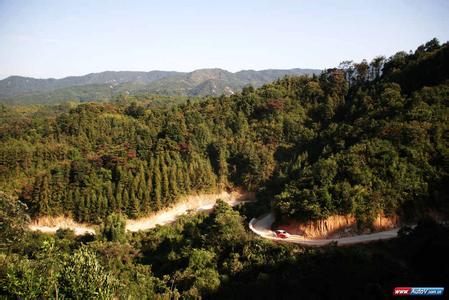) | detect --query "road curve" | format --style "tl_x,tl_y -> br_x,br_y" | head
249,213 -> 400,246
